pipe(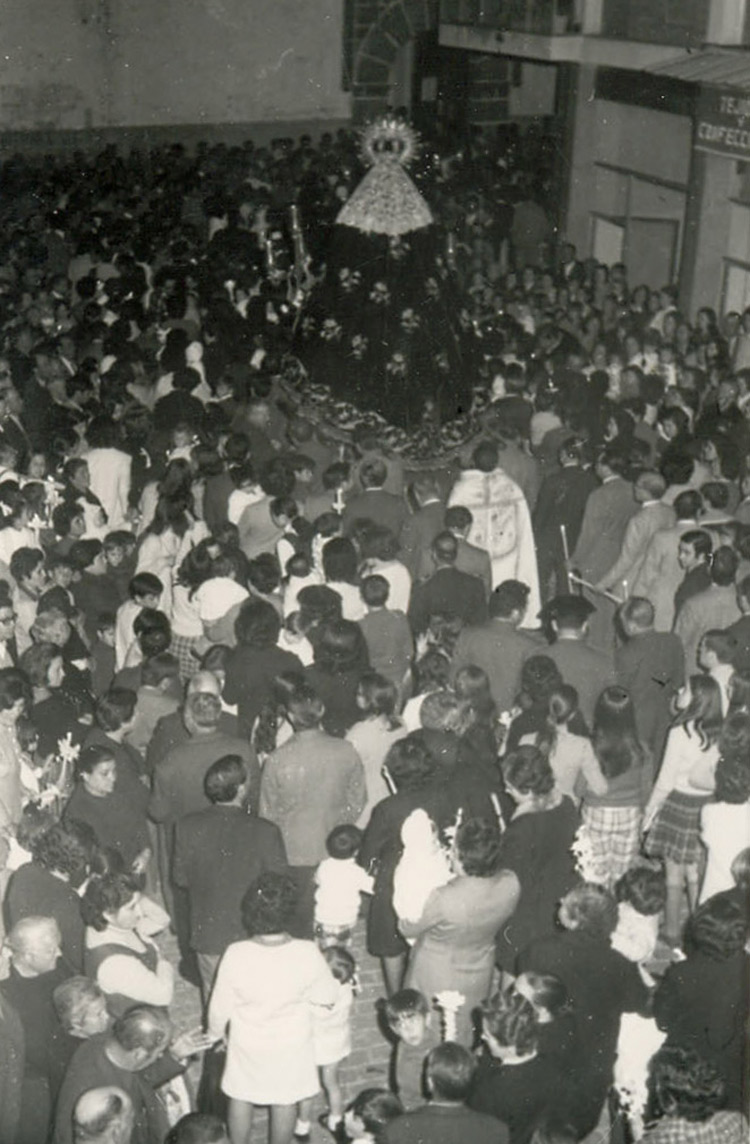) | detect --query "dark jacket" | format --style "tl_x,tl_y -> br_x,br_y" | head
173,806 -> 287,954
5,864 -> 84,973
408,566 -> 488,634
654,950 -> 749,1112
